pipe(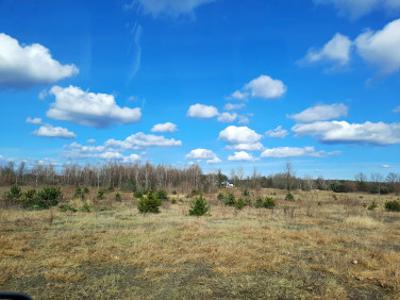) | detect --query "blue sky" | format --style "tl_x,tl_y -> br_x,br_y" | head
0,0 -> 399,179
